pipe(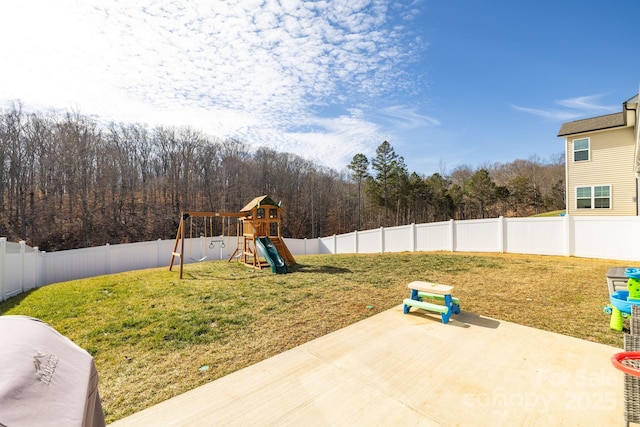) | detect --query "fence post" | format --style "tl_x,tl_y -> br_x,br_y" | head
105,243 -> 111,275
449,219 -> 455,252
20,241 -> 26,292
157,239 -> 162,267
40,250 -> 47,287
380,227 -> 385,253
498,216 -> 505,253
564,214 -> 573,256
354,231 -> 359,254
411,223 -> 416,252
333,234 -> 337,254
33,247 -> 39,288
0,238 -> 5,301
